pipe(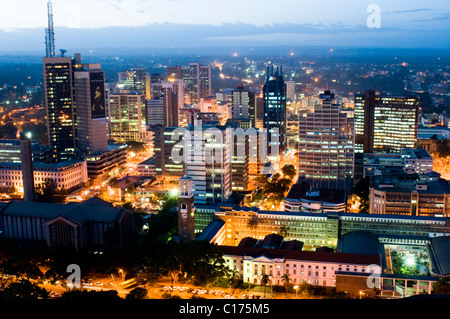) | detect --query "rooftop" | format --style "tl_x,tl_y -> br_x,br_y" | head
1,197 -> 127,224
219,245 -> 381,265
